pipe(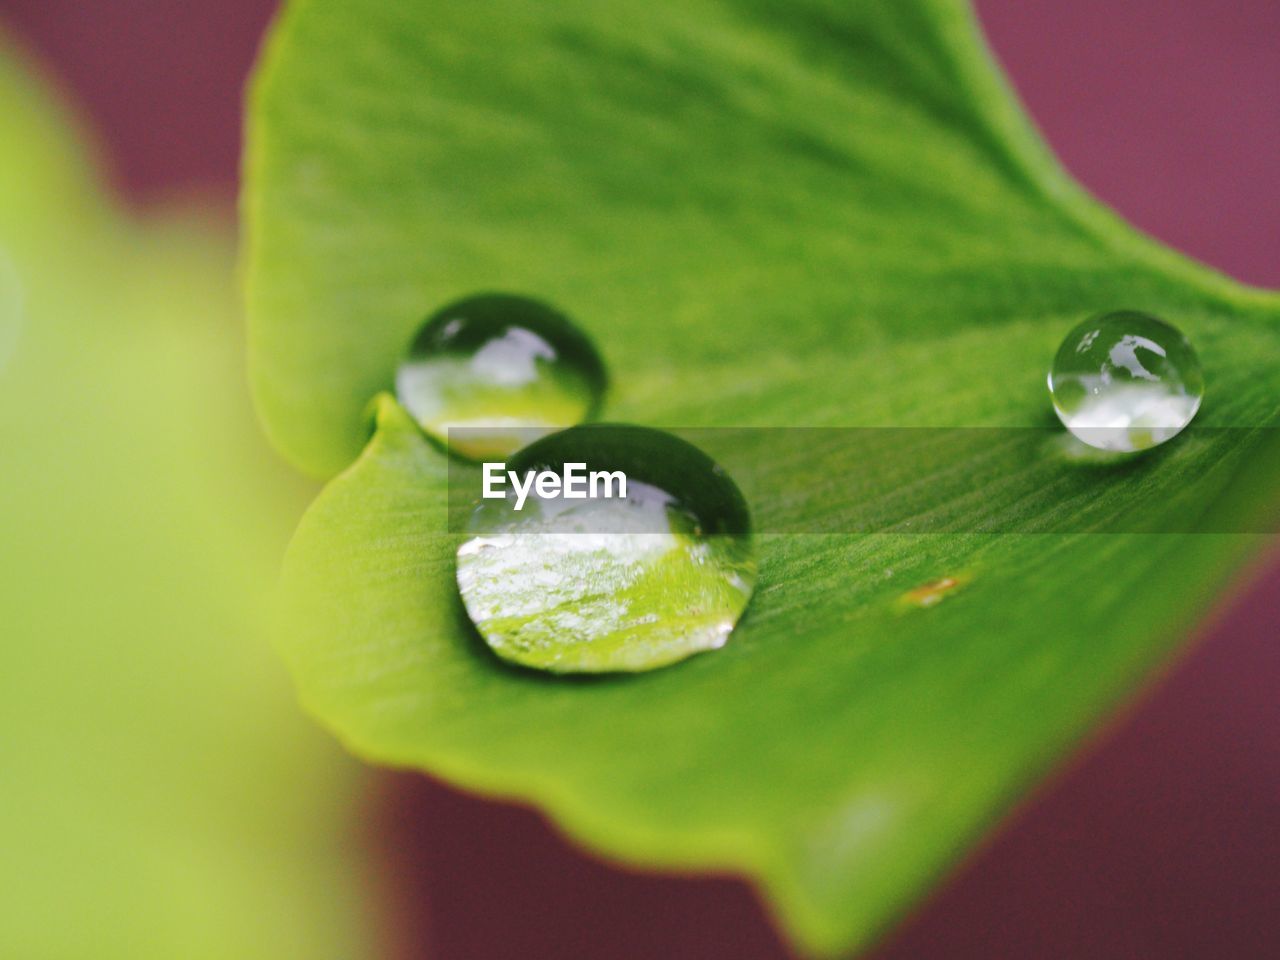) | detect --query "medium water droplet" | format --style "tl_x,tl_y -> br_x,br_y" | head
1048,310 -> 1203,452
456,425 -> 757,673
395,293 -> 606,460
